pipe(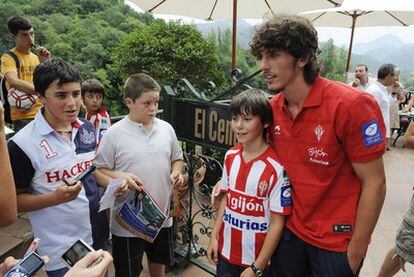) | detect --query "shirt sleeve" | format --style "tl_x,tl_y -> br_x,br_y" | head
8,140 -> 35,190
94,129 -> 116,170
1,53 -> 17,76
169,125 -> 183,162
220,152 -> 230,192
336,93 -> 386,162
269,166 -> 292,215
